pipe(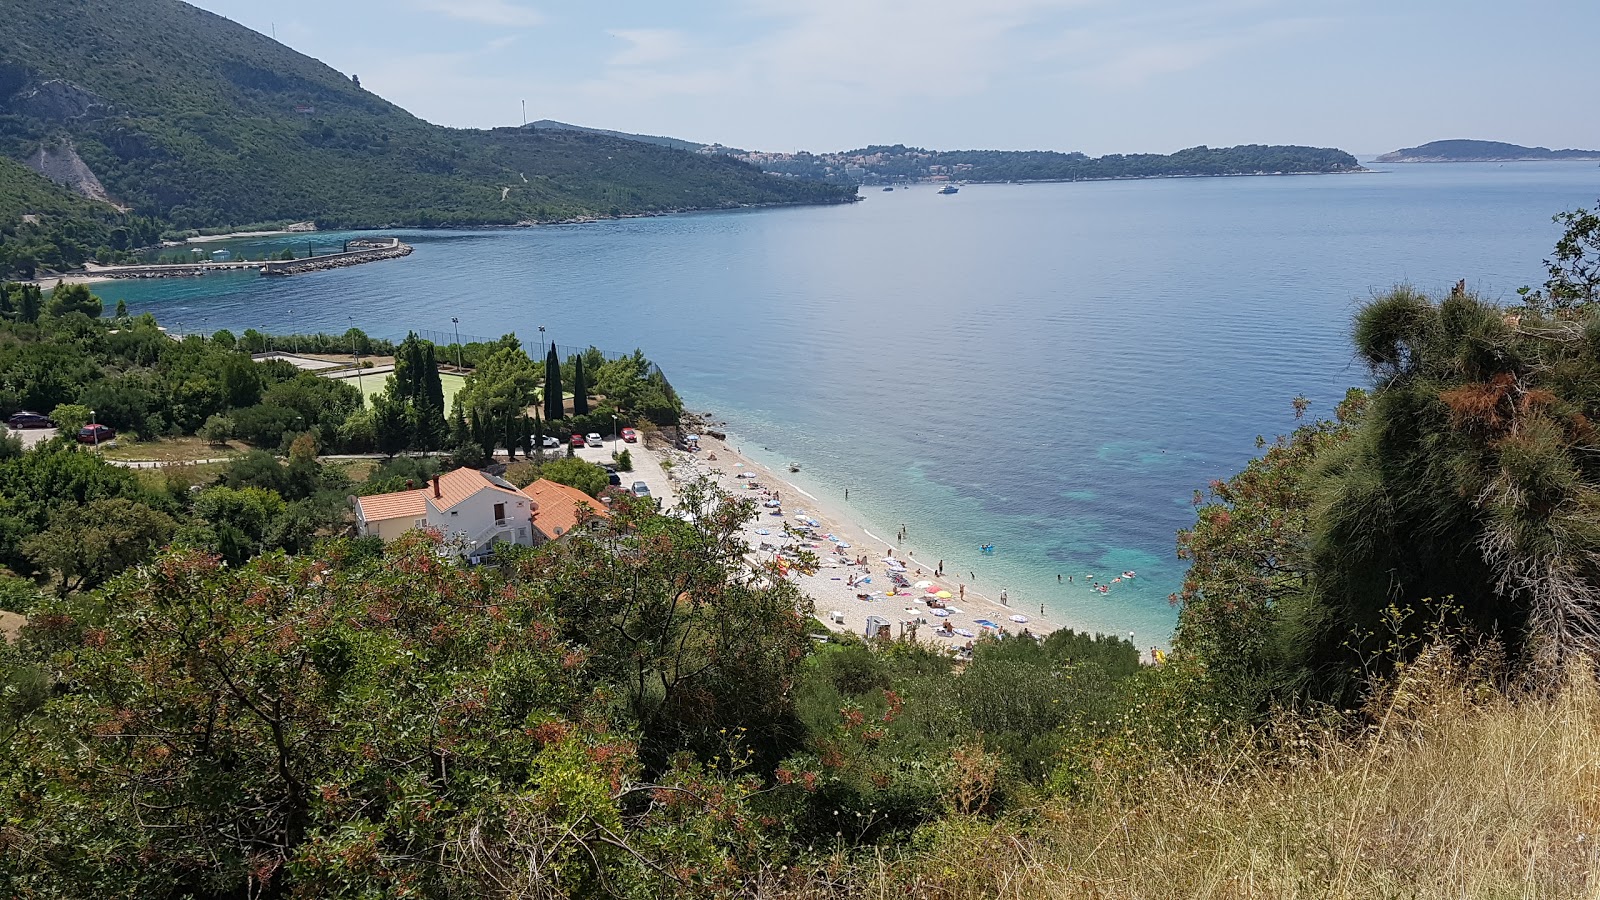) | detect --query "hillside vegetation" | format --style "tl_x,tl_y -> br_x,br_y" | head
4,205 -> 1600,894
0,0 -> 852,232
0,157 -> 161,276
731,143 -> 1365,184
